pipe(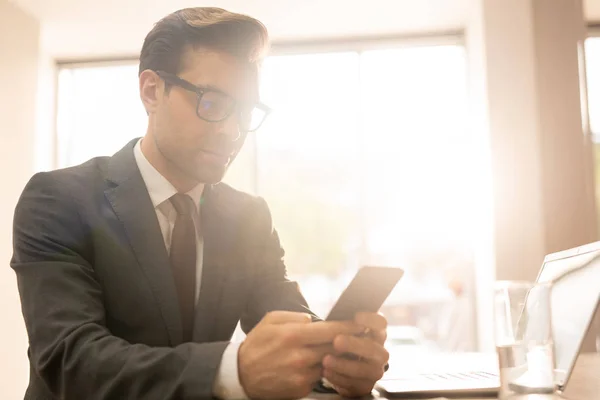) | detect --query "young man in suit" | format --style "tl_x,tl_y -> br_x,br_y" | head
11,7 -> 389,399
